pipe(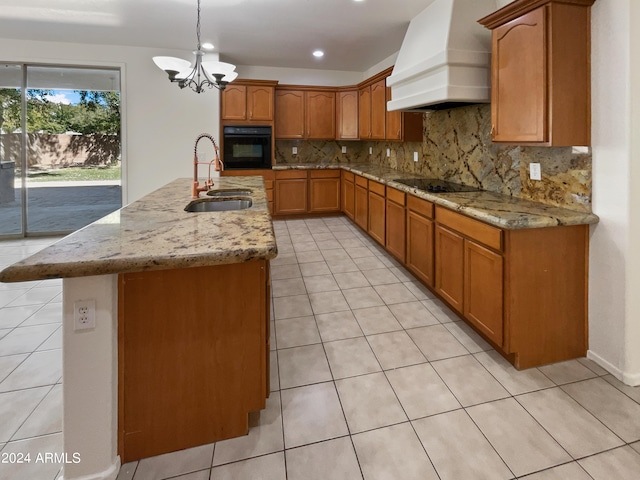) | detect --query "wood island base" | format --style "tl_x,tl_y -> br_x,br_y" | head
117,260 -> 270,462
